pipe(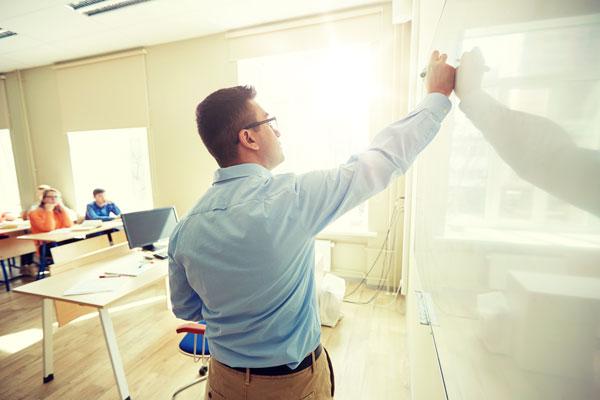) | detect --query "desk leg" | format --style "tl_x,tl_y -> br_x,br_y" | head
1,260 -> 9,291
36,242 -> 47,280
98,308 -> 130,400
42,298 -> 54,383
